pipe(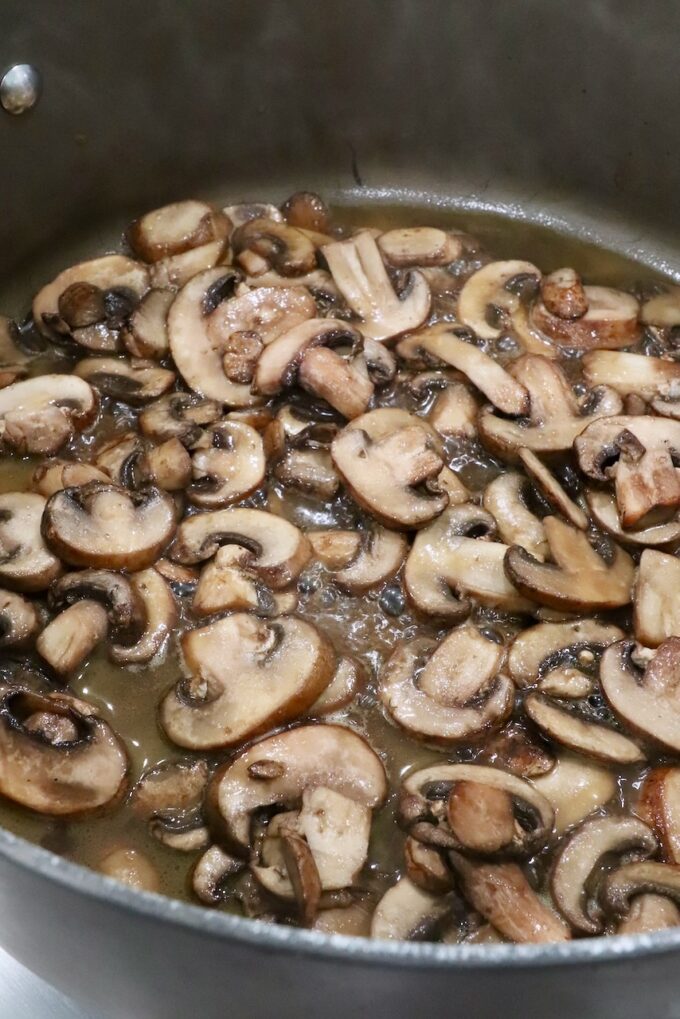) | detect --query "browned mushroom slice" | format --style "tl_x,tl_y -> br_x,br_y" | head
192,845 -> 244,904
323,231 -> 431,341
397,325 -> 529,415
32,460 -> 110,497
171,507 -> 310,588
404,504 -> 534,619
450,854 -> 569,943
551,814 -> 658,934
254,317 -> 361,397
308,530 -> 361,569
482,473 -> 548,560
615,892 -> 680,934
507,618 -> 624,689
139,393 -> 222,446
191,545 -> 270,616
531,282 -> 639,350
633,550 -> 680,648
379,627 -> 513,745
404,836 -> 454,893
518,448 -> 588,530
161,614 -> 335,750
601,638 -> 680,753
477,723 -> 555,779
637,768 -> 680,864
586,488 -> 680,548
149,239 -> 229,291
297,346 -> 374,420
109,568 -> 176,665
208,723 -> 387,854
377,228 -> 462,268
313,899 -> 374,937
0,590 -> 38,649
135,438 -> 192,492
0,492 -> 62,592
123,288 -> 174,360
370,878 -> 456,941
583,349 -> 680,402
274,448 -> 340,499
307,657 -> 367,716
43,482 -> 176,570
128,200 -> 230,263
37,601 -> 109,675
280,192 -> 330,234
446,782 -> 523,856
132,758 -> 209,851
0,686 -> 128,814
505,516 -> 634,612
524,693 -> 644,765
0,374 -> 98,455
479,355 -> 622,461
231,217 -> 316,277
310,526 -> 407,593
207,286 -> 316,362
532,752 -> 616,833
601,861 -> 680,932
188,420 -> 265,508
457,260 -> 541,341
75,357 -> 175,405
427,382 -> 479,439
539,268 -> 589,320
